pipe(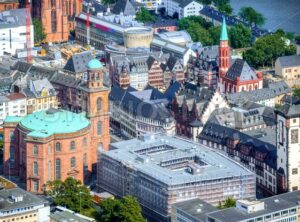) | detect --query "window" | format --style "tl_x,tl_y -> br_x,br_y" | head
97,98 -> 102,111
71,157 -> 76,168
293,119 -> 297,123
70,141 -> 75,151
33,181 -> 39,192
9,131 -> 15,141
55,159 -> 61,180
33,145 -> 38,156
48,145 -> 51,154
33,162 -> 38,176
292,168 -> 298,175
10,147 -> 15,168
55,142 -> 61,152
97,121 -> 102,135
83,138 -> 87,148
48,161 -> 52,181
